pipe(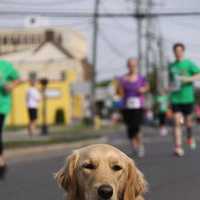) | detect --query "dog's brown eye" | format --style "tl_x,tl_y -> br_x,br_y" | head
83,163 -> 96,170
112,165 -> 122,171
